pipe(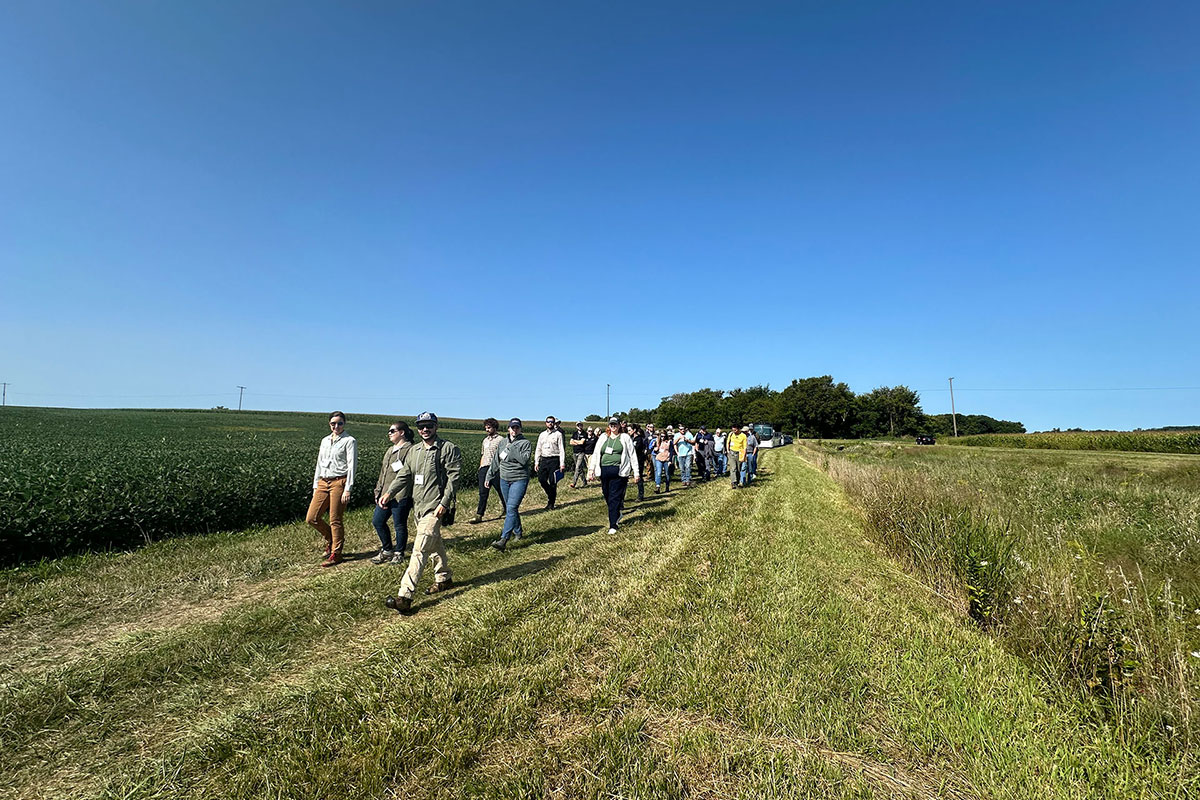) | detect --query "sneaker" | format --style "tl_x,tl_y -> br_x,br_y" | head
390,551 -> 407,565
385,595 -> 413,614
425,580 -> 454,595
490,539 -> 507,552
371,549 -> 394,564
607,527 -> 617,535
469,515 -> 483,524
